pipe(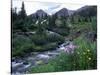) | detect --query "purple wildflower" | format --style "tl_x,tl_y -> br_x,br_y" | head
63,43 -> 77,54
